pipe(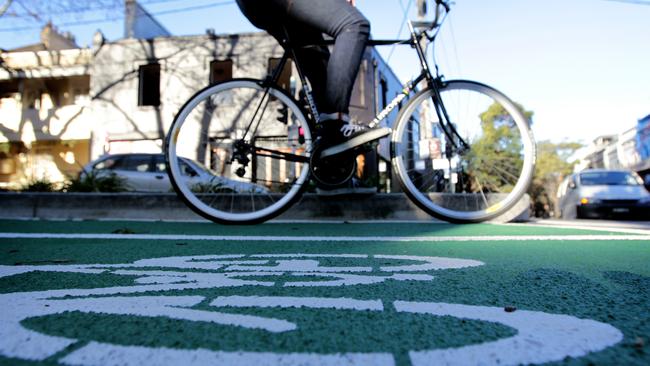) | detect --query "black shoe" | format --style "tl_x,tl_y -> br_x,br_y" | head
316,120 -> 391,158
